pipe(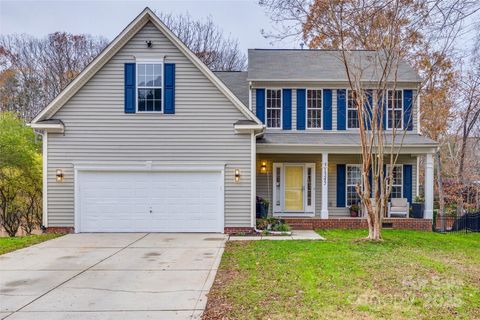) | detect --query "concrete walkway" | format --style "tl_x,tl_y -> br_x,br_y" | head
229,230 -> 324,241
0,233 -> 227,320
